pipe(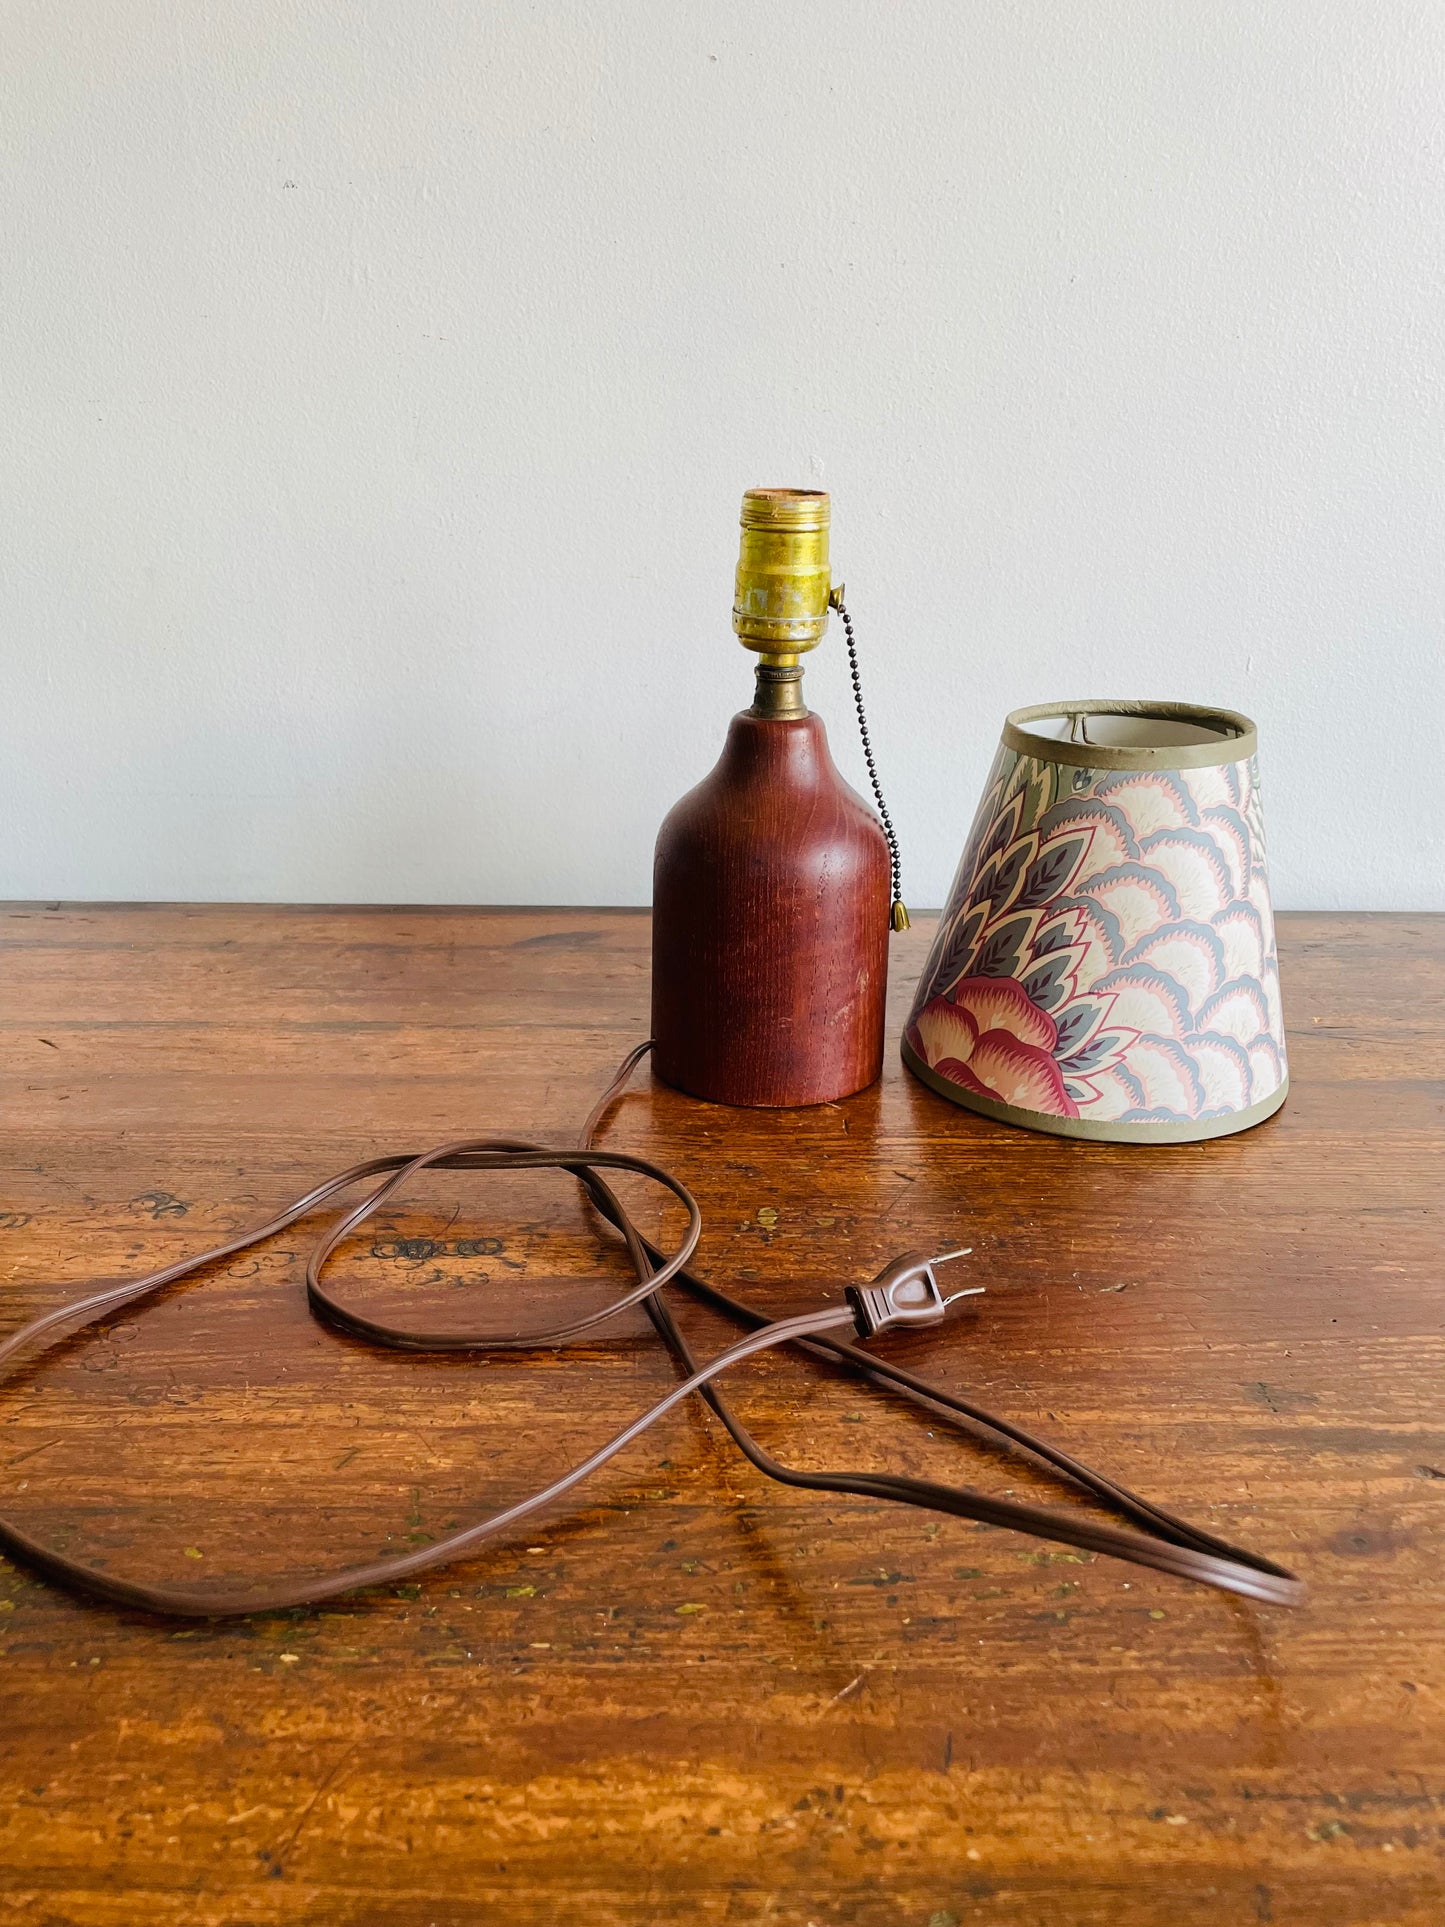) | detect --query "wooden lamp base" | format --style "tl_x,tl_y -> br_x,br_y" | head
651,703 -> 890,1108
